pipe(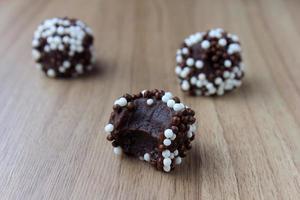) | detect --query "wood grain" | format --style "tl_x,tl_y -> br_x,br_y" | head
0,0 -> 300,199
